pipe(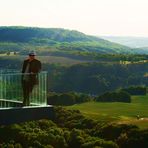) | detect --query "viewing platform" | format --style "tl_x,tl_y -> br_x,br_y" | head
0,70 -> 54,125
